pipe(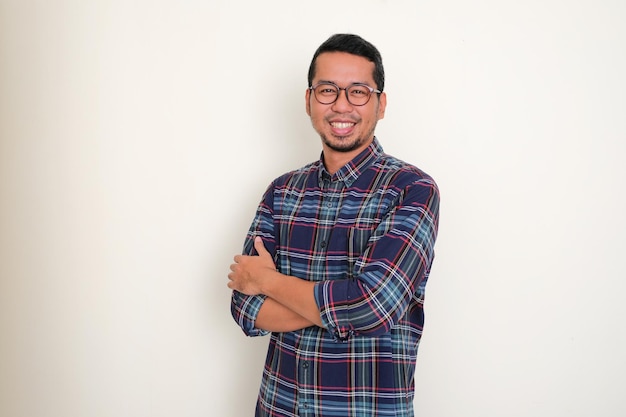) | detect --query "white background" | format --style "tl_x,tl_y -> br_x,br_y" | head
1,1 -> 625,416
